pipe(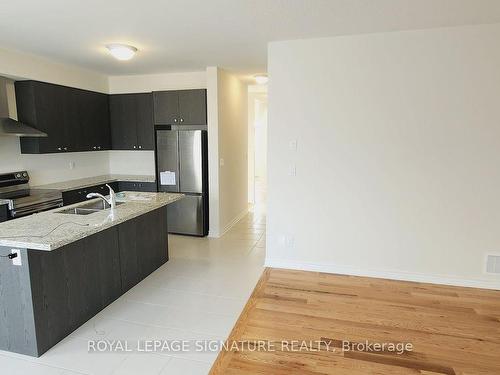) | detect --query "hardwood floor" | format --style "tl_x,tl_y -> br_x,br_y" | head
210,268 -> 500,374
